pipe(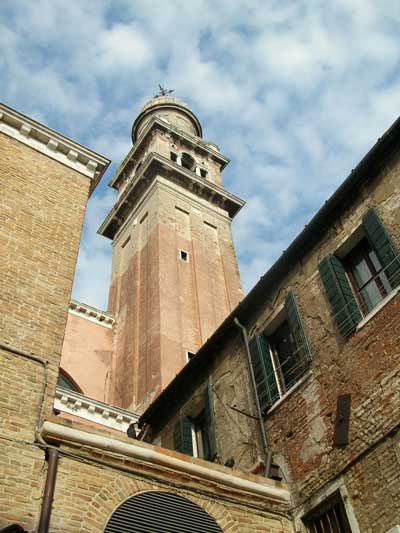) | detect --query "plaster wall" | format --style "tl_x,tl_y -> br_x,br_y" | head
60,312 -> 113,401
